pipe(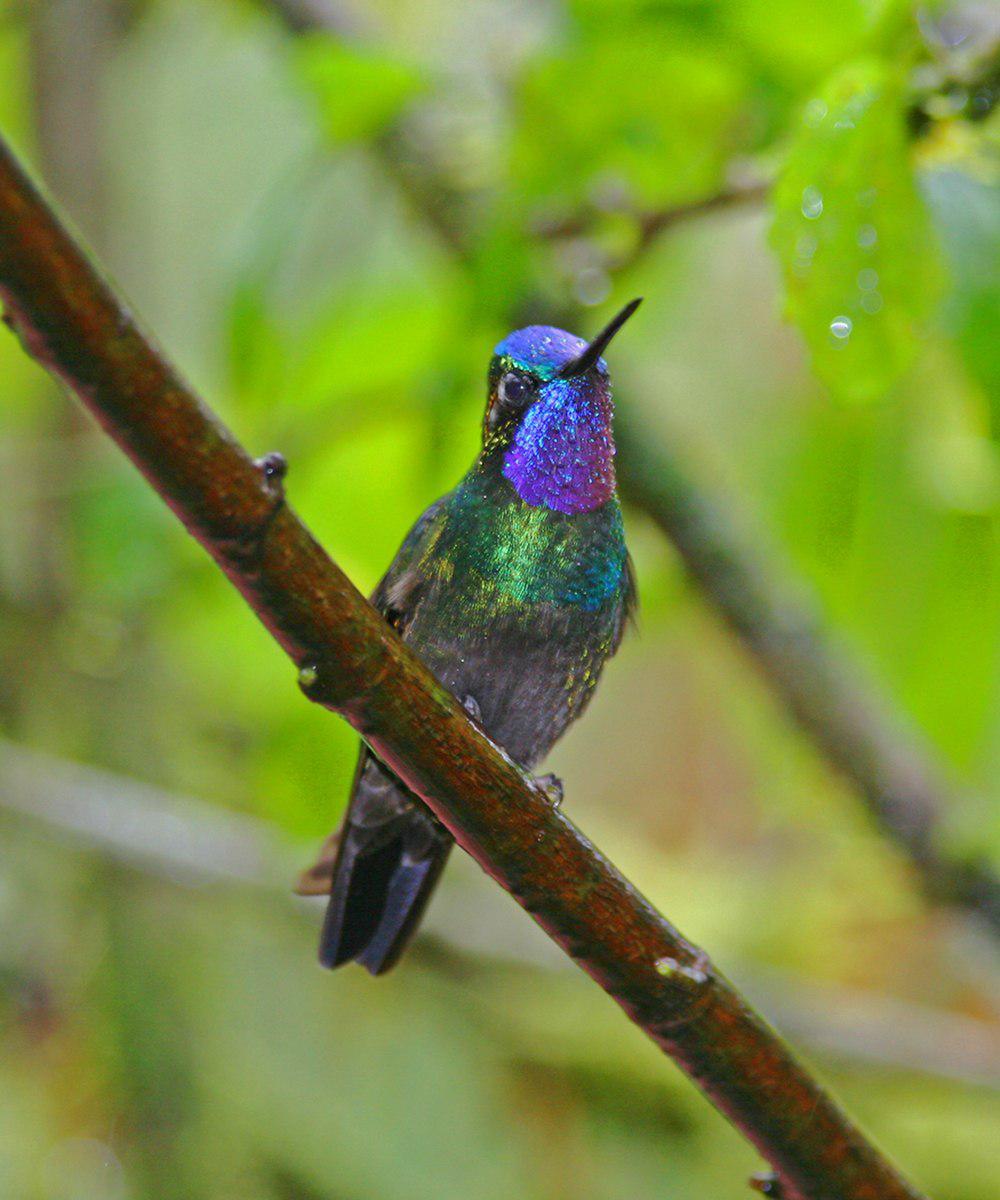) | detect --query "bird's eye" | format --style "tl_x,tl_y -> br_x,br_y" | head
499,372 -> 532,408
